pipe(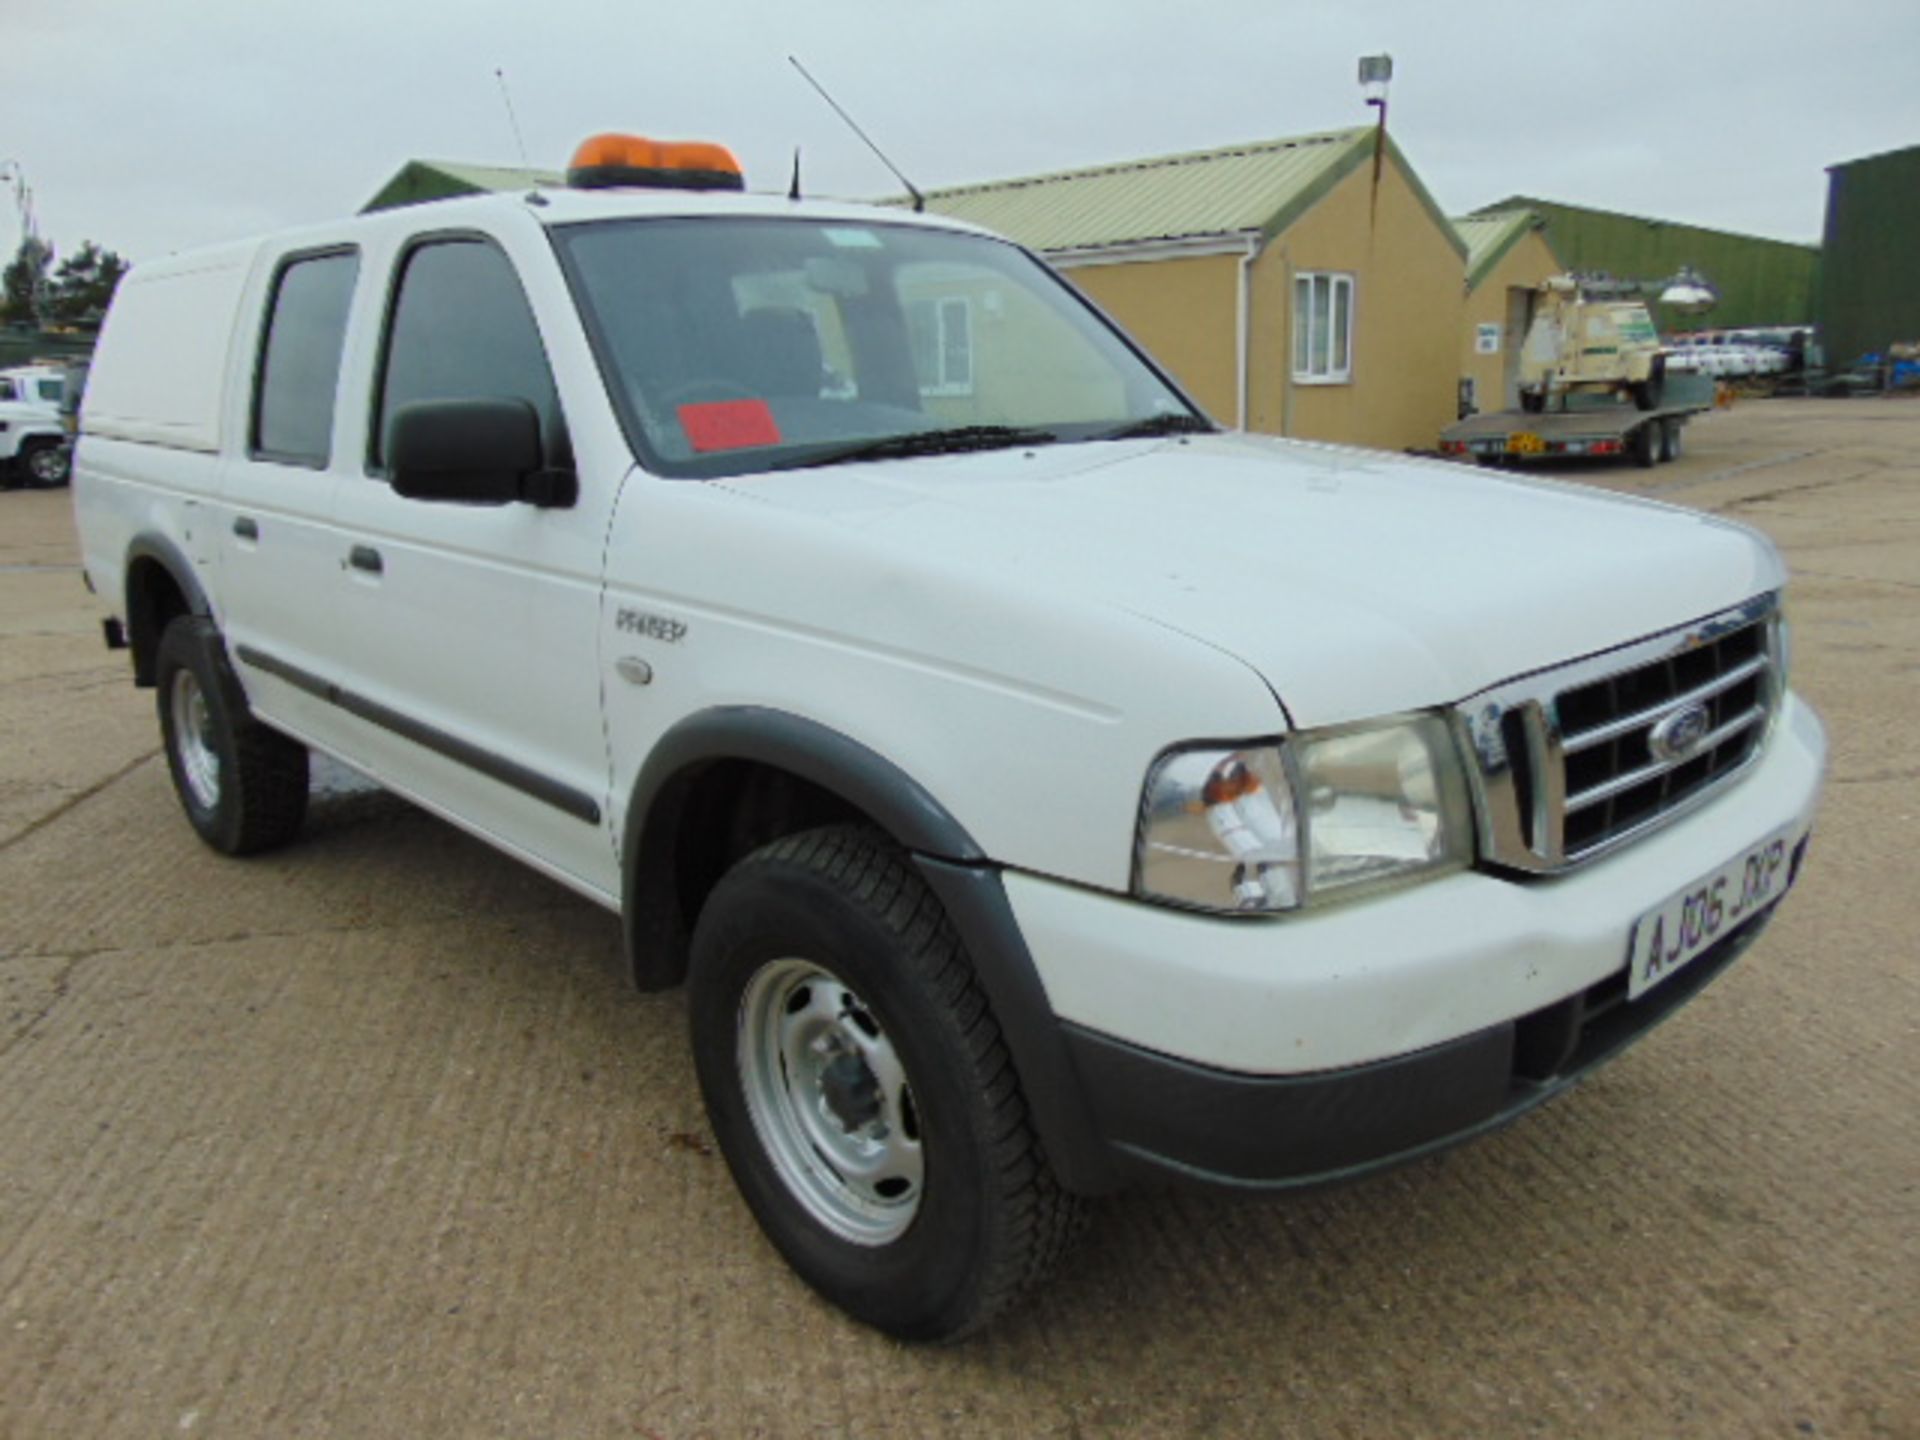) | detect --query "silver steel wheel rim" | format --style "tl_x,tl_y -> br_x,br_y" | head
737,958 -> 923,1246
27,447 -> 64,483
170,669 -> 220,811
